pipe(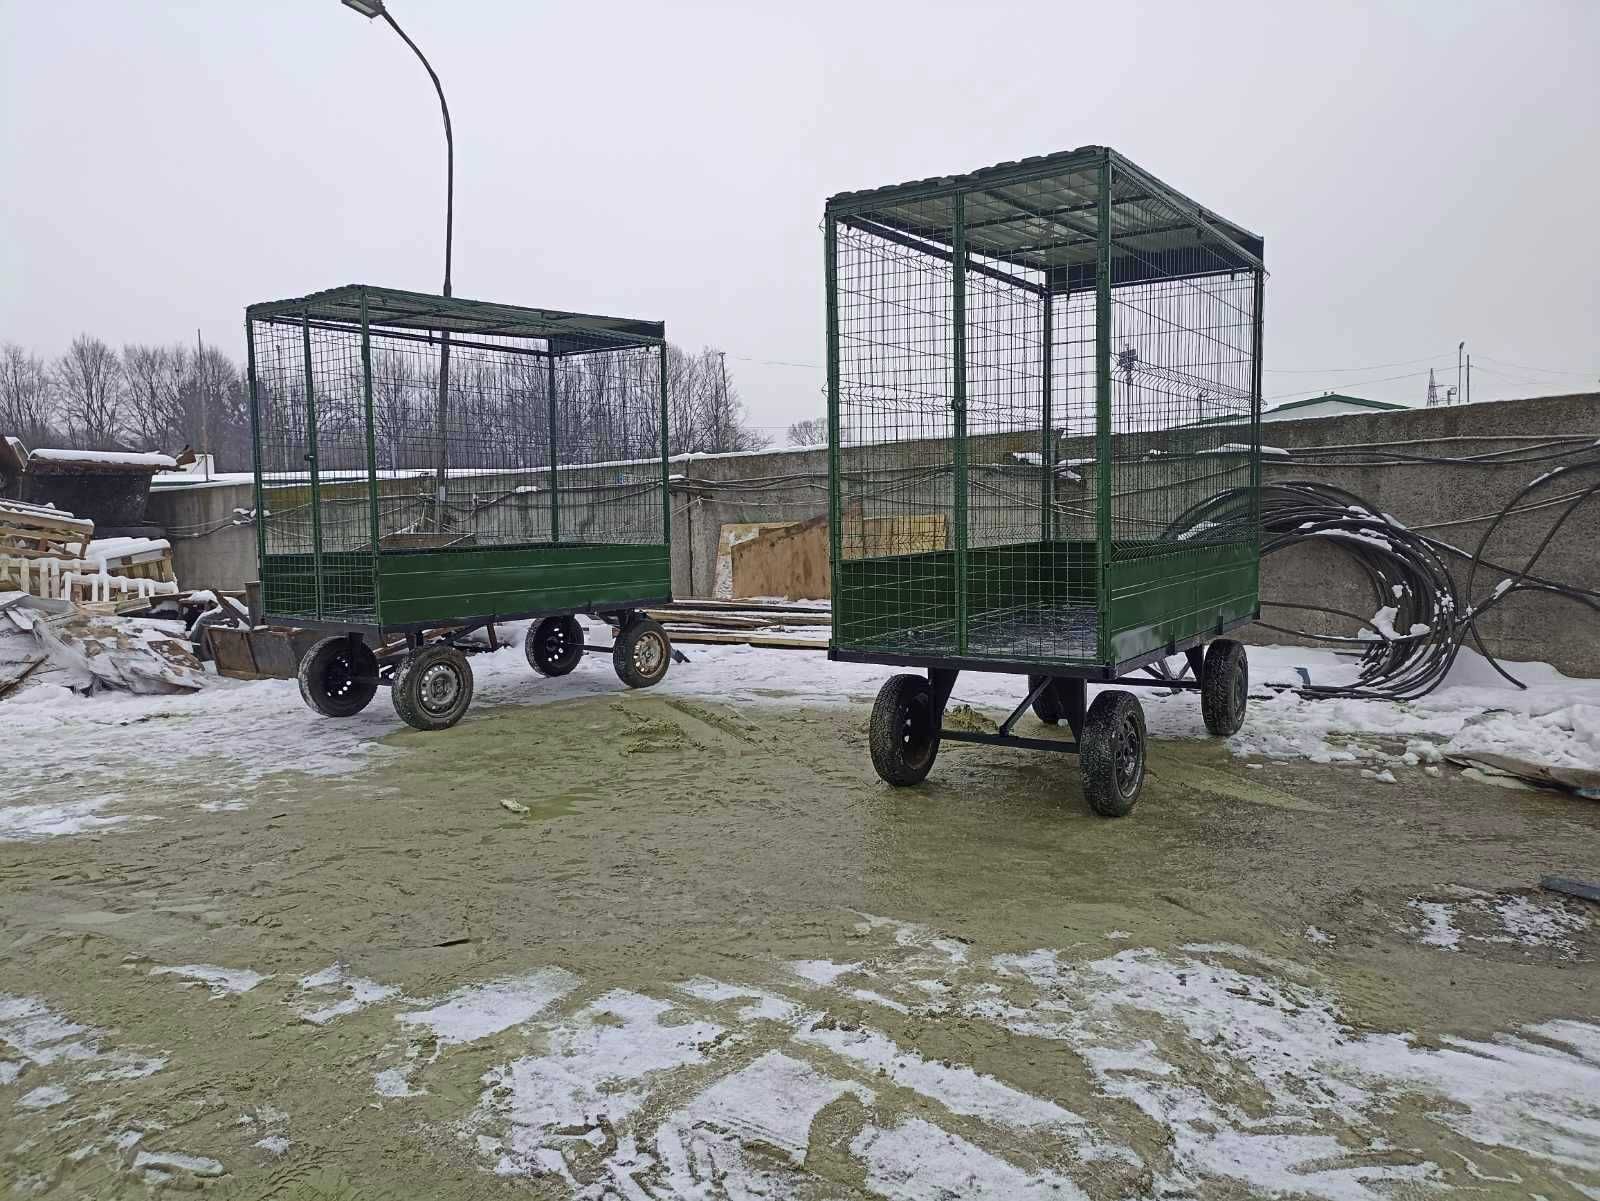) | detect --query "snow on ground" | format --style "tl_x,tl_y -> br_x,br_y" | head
149,964 -> 269,996
2,628 -> 1596,843
10,914 -> 1599,1197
